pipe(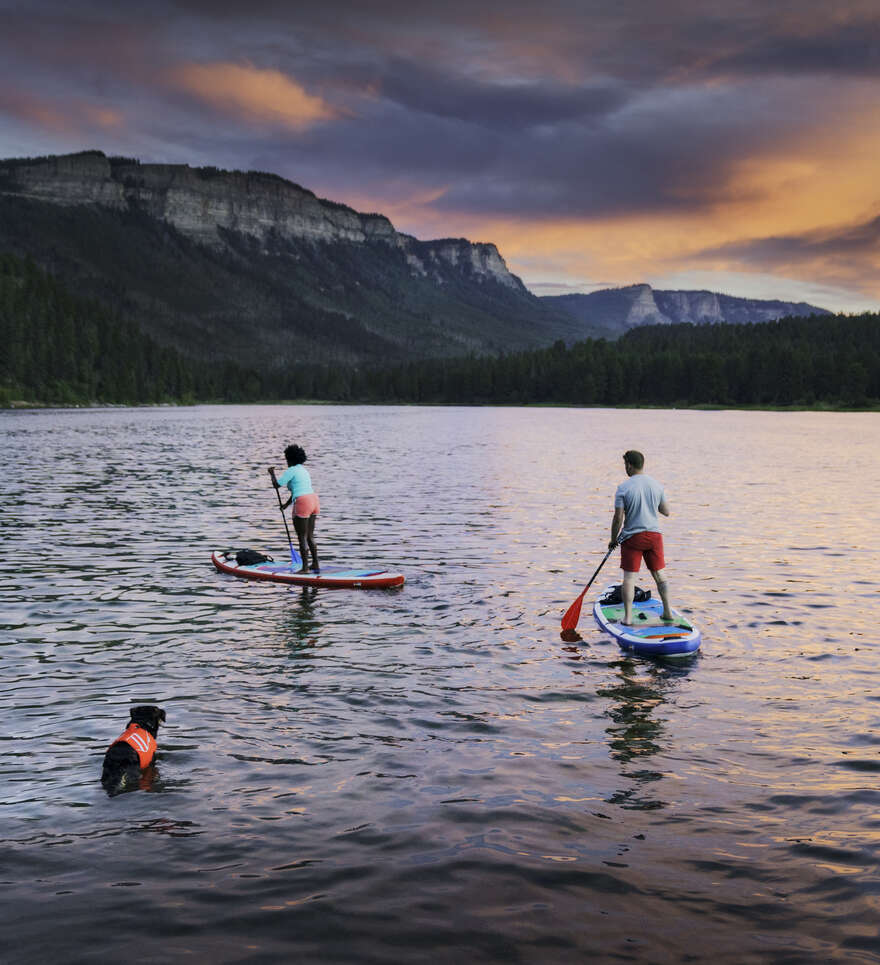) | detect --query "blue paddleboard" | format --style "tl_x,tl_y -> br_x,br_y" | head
593,585 -> 701,657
